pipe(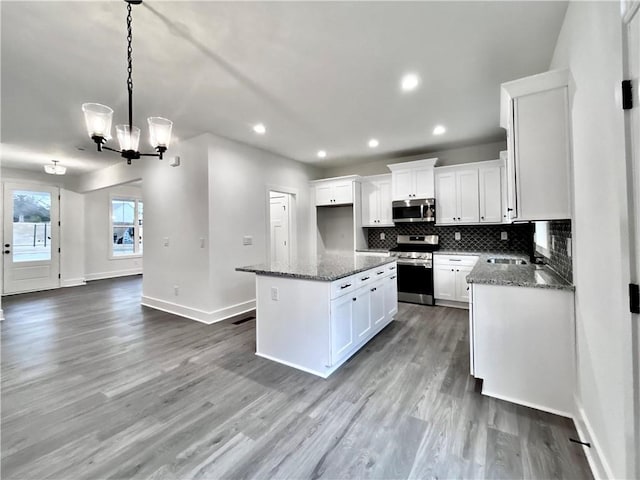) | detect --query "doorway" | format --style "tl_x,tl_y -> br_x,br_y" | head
268,190 -> 295,264
3,183 -> 60,294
